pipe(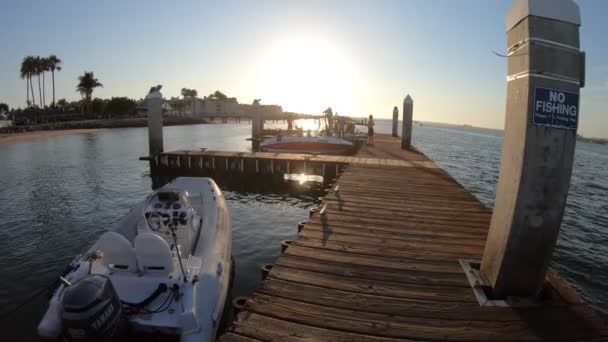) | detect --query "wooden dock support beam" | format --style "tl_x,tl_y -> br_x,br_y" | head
481,0 -> 583,298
